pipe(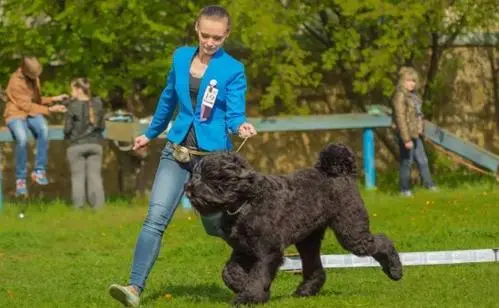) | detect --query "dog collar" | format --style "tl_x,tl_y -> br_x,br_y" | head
226,200 -> 250,216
